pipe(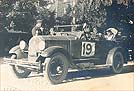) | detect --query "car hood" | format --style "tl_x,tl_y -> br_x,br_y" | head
28,35 -> 77,56
38,35 -> 78,41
